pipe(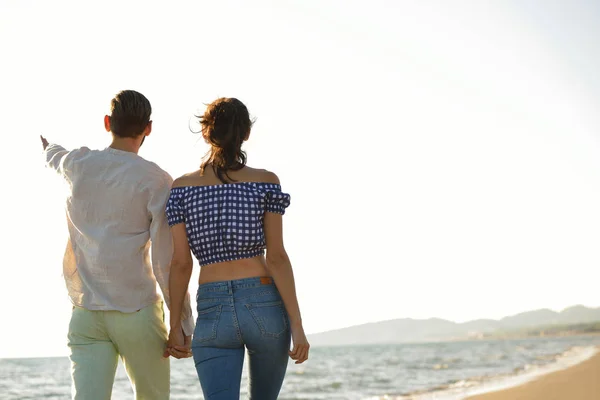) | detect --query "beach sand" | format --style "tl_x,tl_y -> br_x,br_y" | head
466,351 -> 600,400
